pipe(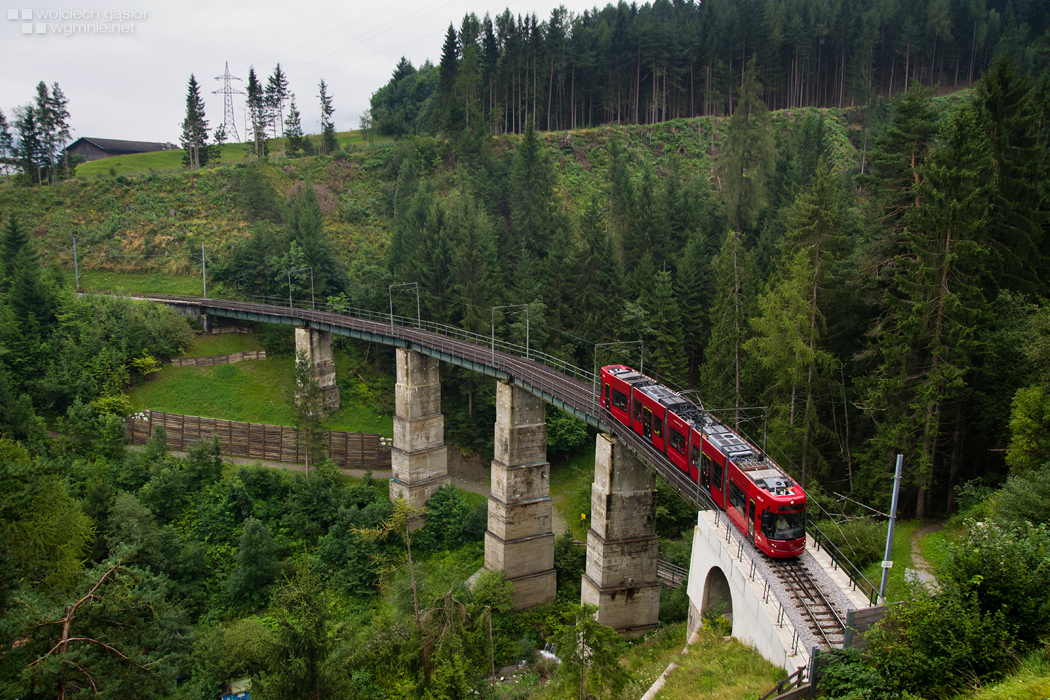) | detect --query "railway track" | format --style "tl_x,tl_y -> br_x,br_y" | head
771,558 -> 847,649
